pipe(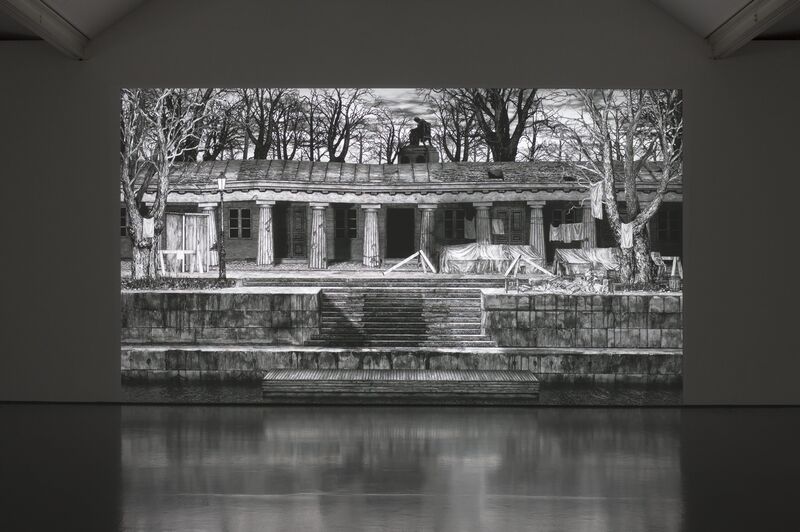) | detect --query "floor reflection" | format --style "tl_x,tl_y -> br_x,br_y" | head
121,407 -> 682,531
